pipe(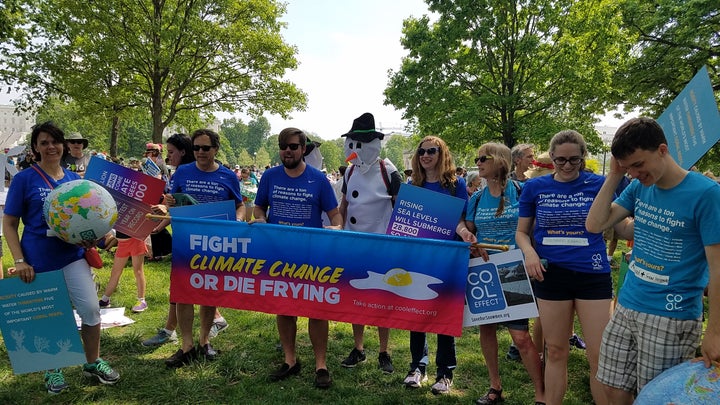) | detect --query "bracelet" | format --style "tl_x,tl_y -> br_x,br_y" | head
14,258 -> 25,264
